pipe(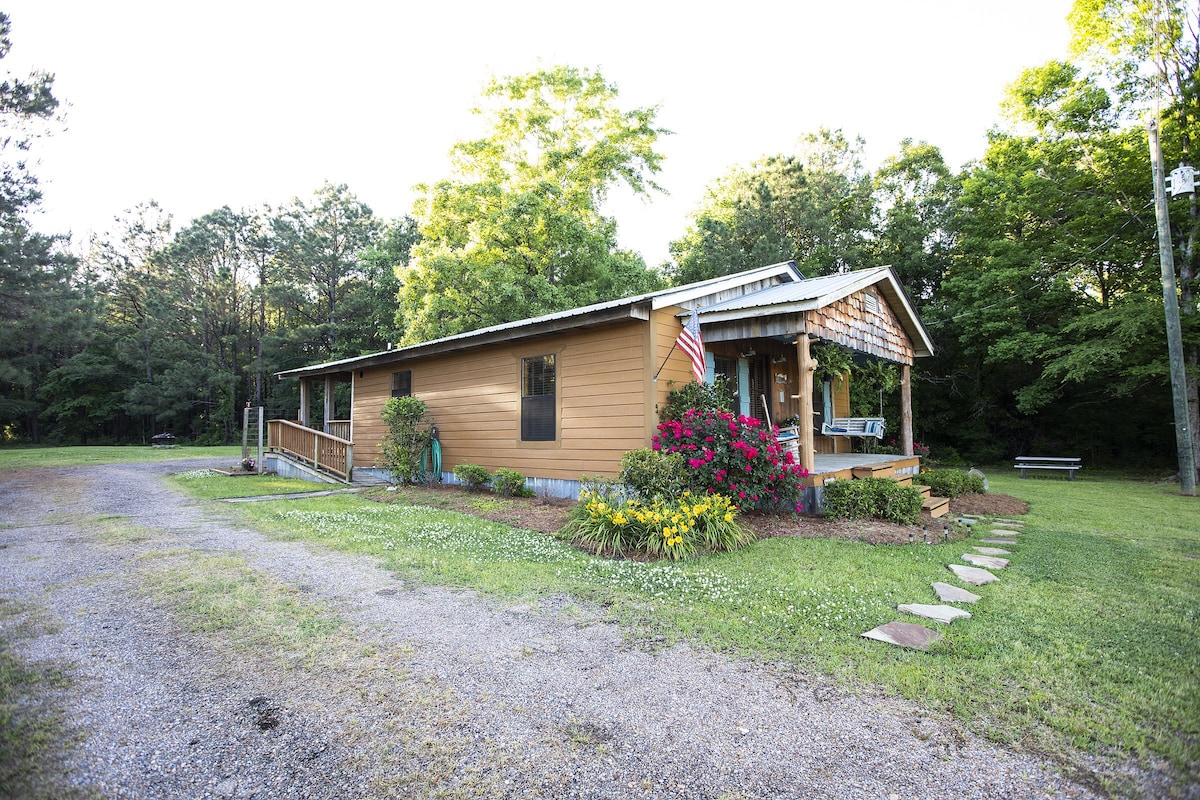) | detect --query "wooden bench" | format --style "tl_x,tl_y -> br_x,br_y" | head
821,417 -> 885,440
1015,456 -> 1081,480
